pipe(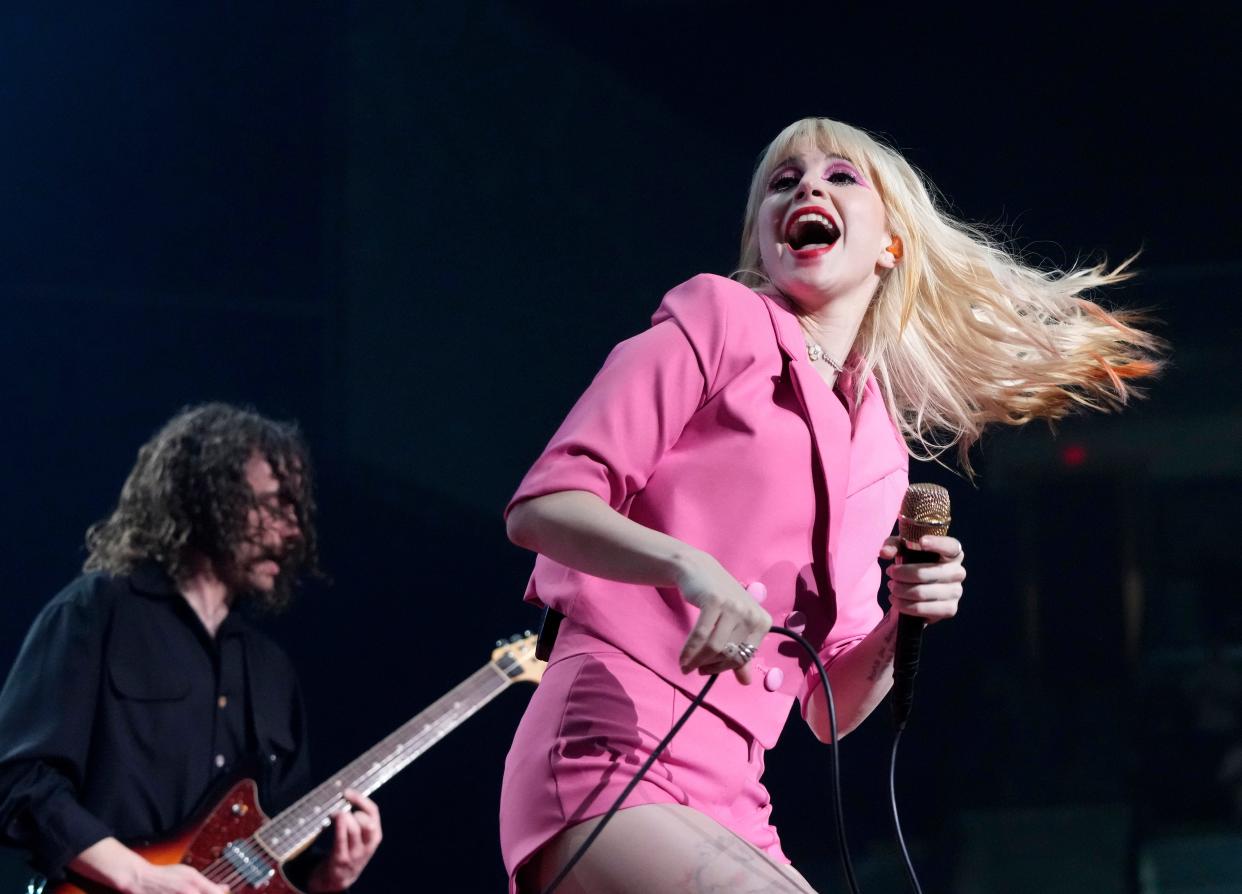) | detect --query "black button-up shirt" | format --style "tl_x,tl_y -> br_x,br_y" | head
0,565 -> 311,880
